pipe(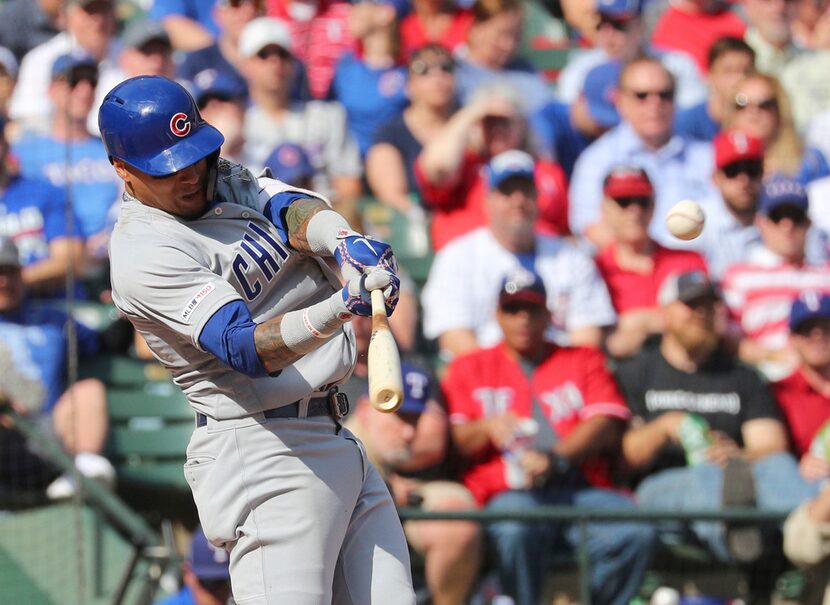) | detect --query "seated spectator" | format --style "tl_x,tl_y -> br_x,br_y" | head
674,37 -> 756,142
421,150 -> 614,358
149,0 -> 219,52
239,17 -> 363,225
442,268 -> 656,605
0,116 -> 83,299
365,43 -> 458,217
399,0 -> 474,59
416,87 -> 569,249
453,0 -> 554,115
0,235 -> 119,500
725,72 -> 830,185
791,0 -> 830,48
557,0 -> 706,109
154,525 -> 232,605
783,486 -> 830,605
531,60 -> 620,180
649,0 -> 747,75
0,0 -> 62,64
345,356 -> 483,605
193,73 -> 248,164
722,178 -> 830,379
331,0 -> 408,158
264,142 -> 315,190
569,57 -> 716,249
616,269 -> 819,563
771,293 -> 830,482
594,166 -> 708,359
743,0 -> 803,75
